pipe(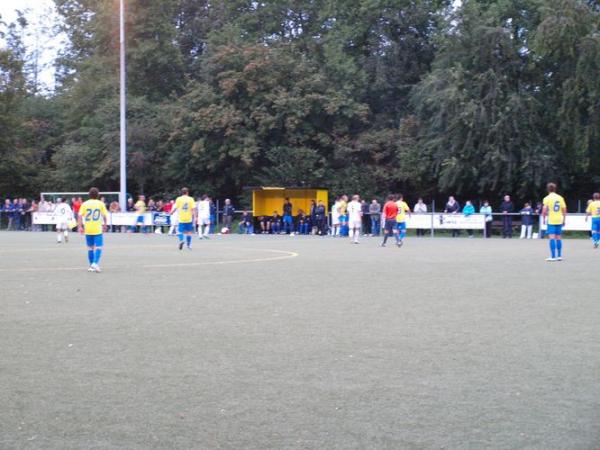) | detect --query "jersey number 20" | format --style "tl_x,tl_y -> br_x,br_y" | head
85,209 -> 101,221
